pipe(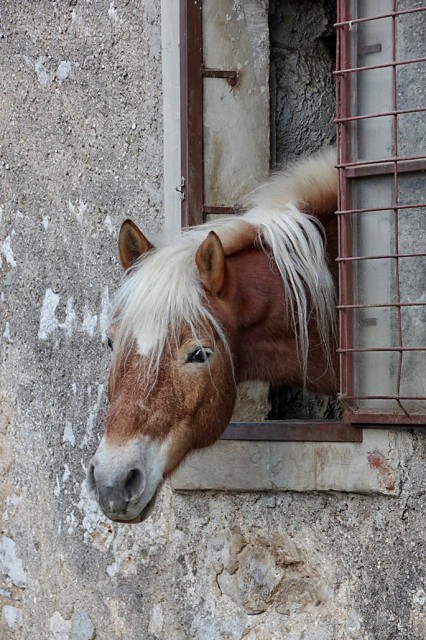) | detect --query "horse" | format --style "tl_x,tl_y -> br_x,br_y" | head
87,149 -> 339,523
